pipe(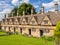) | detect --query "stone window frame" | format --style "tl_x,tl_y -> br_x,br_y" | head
45,29 -> 50,33
23,21 -> 25,24
44,20 -> 48,24
17,18 -> 20,22
32,28 -> 36,32
23,27 -> 26,31
32,21 -> 35,25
